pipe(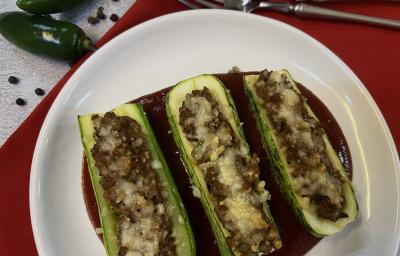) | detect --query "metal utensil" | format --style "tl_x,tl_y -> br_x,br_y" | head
296,0 -> 400,2
177,0 -> 400,30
